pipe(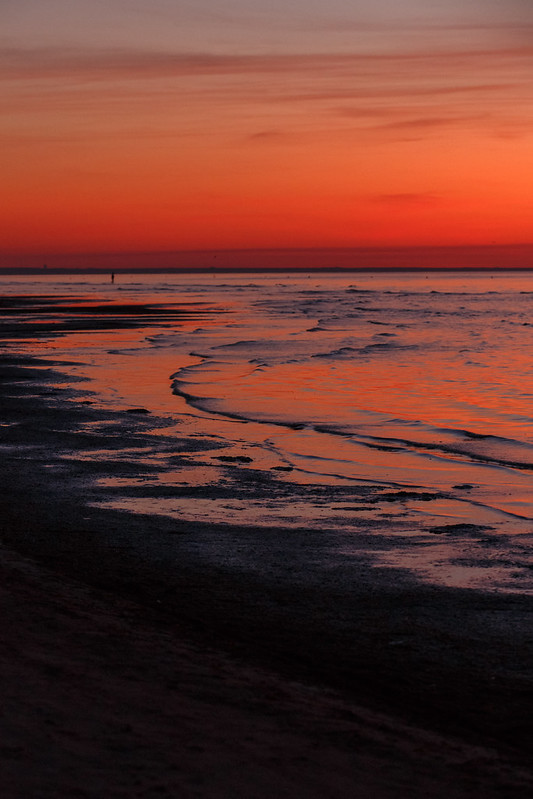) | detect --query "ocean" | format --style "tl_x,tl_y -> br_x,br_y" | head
3,269 -> 533,595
